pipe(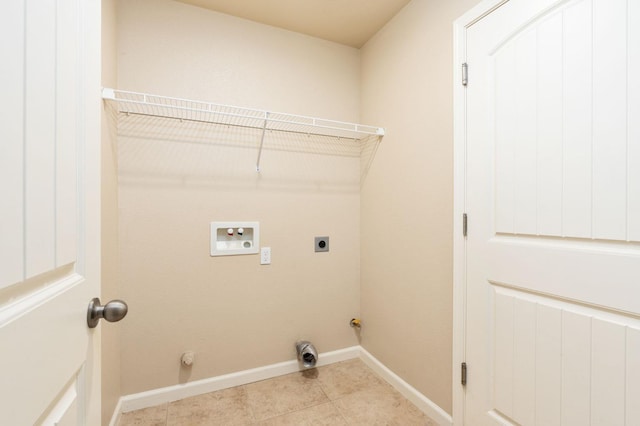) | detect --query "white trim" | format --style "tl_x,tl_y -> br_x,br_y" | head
108,398 -> 122,426
112,346 -> 452,424
119,346 -> 360,413
40,379 -> 78,425
359,347 -> 453,426
452,1 -> 511,425
0,273 -> 83,327
452,11 -> 468,426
